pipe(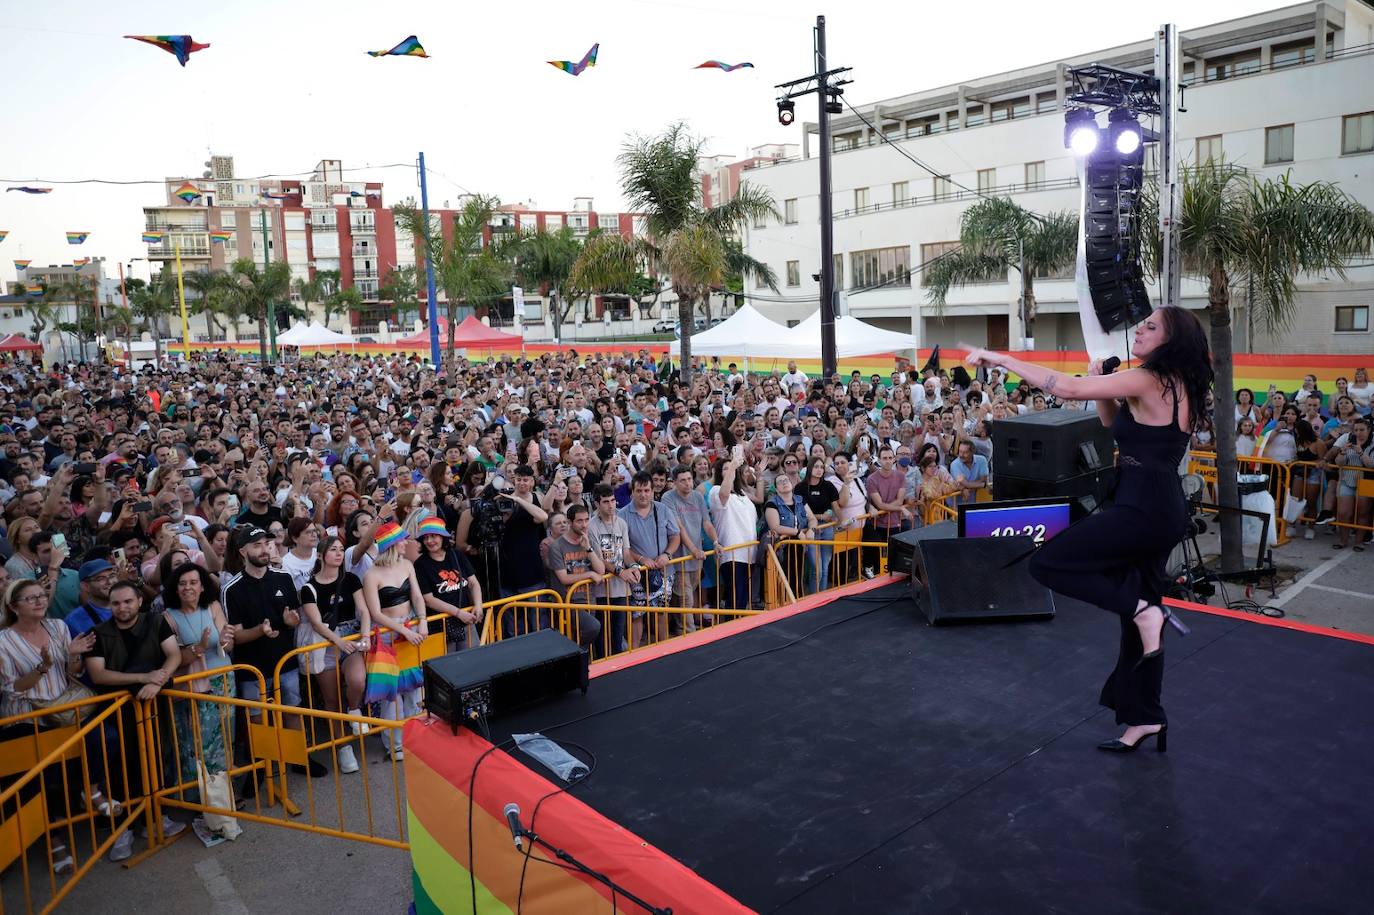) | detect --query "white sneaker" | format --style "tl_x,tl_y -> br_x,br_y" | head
139,816 -> 186,840
349,712 -> 370,735
338,745 -> 360,774
388,746 -> 405,762
862,566 -> 876,580
108,830 -> 134,863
